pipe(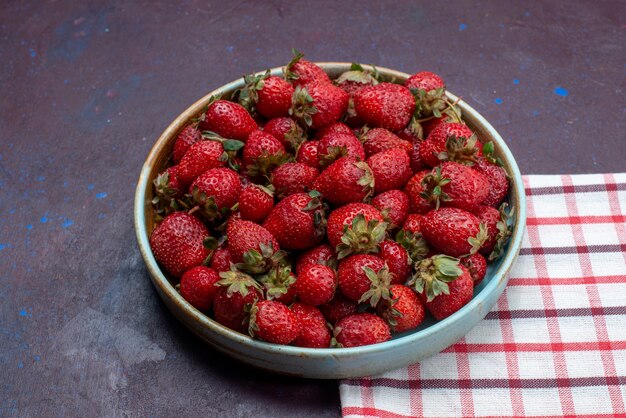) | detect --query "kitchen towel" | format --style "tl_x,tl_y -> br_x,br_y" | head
340,173 -> 626,417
